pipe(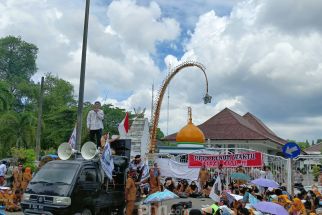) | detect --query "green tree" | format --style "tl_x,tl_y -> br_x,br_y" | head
0,80 -> 13,111
156,128 -> 164,140
39,74 -> 77,149
42,106 -> 77,149
101,104 -> 130,135
11,147 -> 36,171
42,73 -> 76,113
0,111 -> 36,149
0,36 -> 38,111
0,36 -> 38,86
297,141 -> 310,150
